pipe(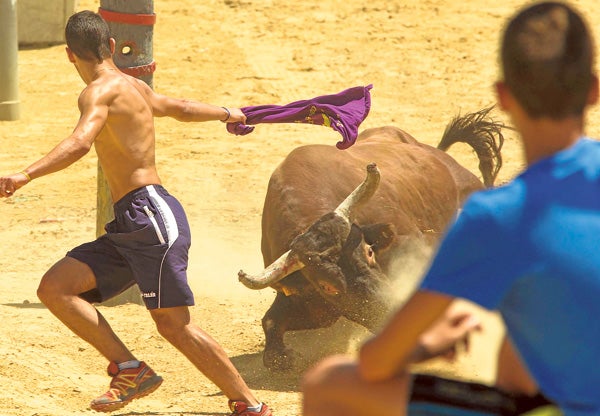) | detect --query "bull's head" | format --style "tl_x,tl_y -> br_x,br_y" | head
238,163 -> 396,299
